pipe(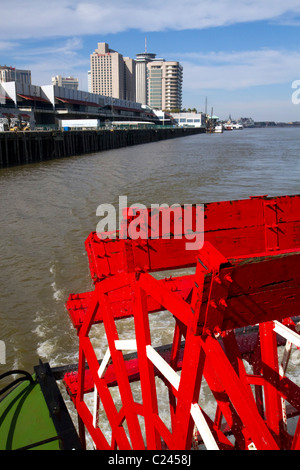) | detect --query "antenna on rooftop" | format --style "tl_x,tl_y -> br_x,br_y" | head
145,36 -> 147,53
